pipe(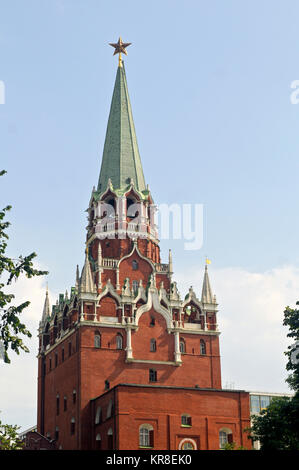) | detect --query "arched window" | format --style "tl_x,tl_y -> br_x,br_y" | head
94,332 -> 101,348
103,198 -> 115,219
70,417 -> 75,435
73,389 -> 76,404
116,334 -> 123,350
107,428 -> 113,450
180,339 -> 186,354
55,426 -> 59,441
96,433 -> 101,450
107,399 -> 114,419
178,438 -> 197,450
139,424 -> 154,448
200,339 -> 206,355
95,406 -> 102,425
64,396 -> 67,412
150,339 -> 156,352
132,259 -> 138,270
132,280 -> 139,295
56,394 -> 60,416
219,428 -> 233,449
